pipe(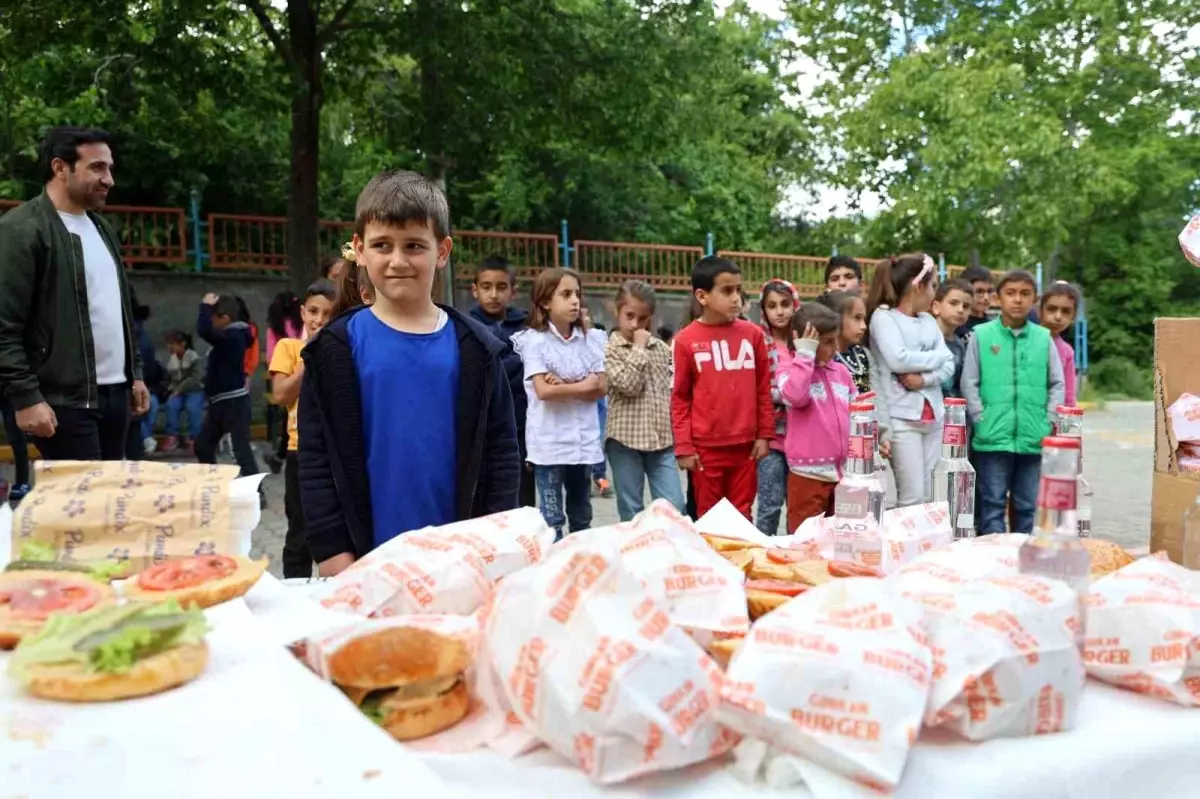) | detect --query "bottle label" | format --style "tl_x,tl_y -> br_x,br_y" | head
956,513 -> 974,531
1037,477 -> 1078,511
848,435 -> 872,460
943,424 -> 967,447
